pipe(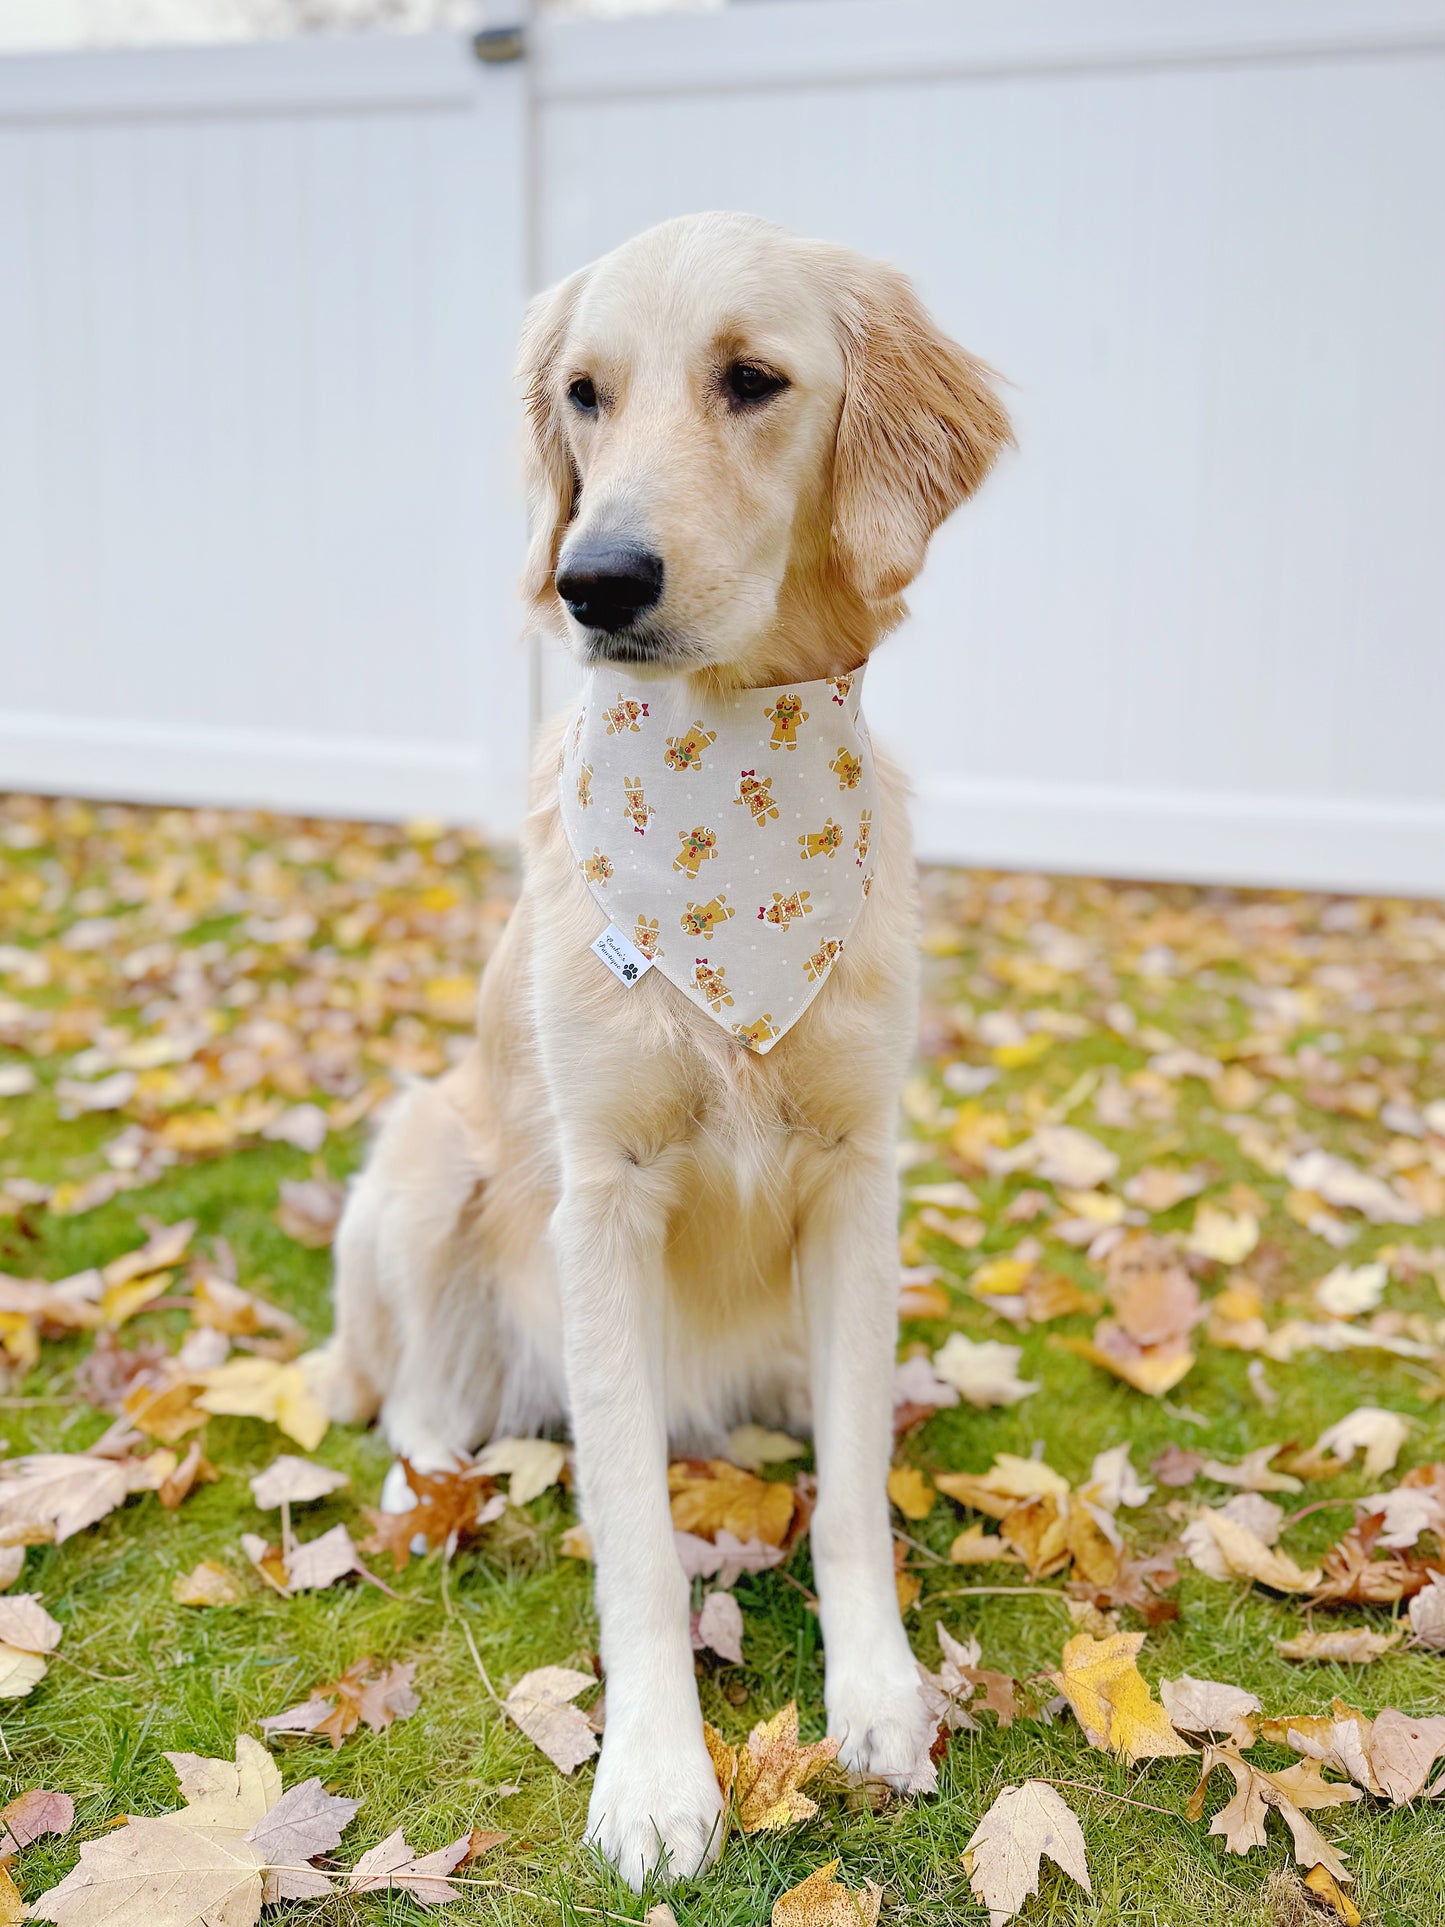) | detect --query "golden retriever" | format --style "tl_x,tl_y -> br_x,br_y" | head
320,211 -> 1010,1887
